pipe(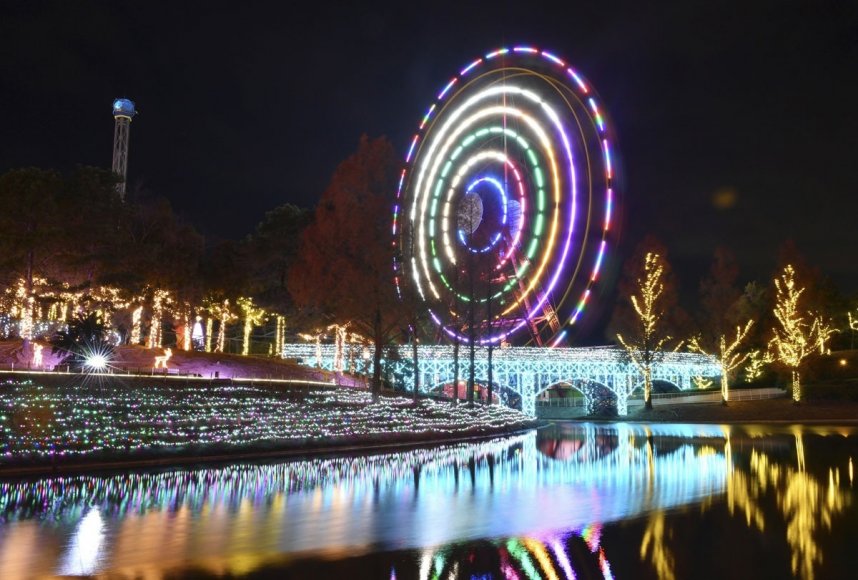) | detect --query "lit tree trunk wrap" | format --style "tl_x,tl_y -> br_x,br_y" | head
644,365 -> 653,410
